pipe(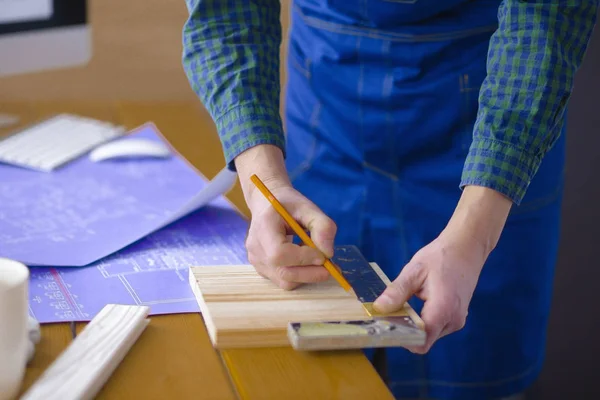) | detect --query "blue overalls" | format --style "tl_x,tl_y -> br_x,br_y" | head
283,1 -> 566,399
